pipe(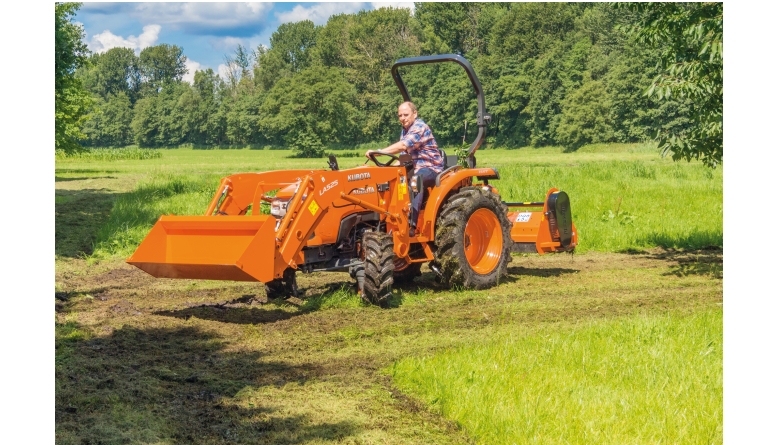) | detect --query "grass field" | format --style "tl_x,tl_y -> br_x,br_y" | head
55,143 -> 723,444
390,309 -> 722,444
55,142 -> 722,260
